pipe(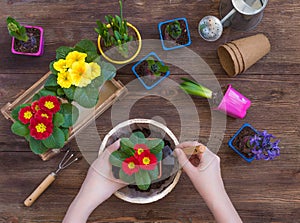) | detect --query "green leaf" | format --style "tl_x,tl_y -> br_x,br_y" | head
74,39 -> 97,53
61,128 -> 70,141
129,132 -> 146,145
32,92 -> 41,101
99,61 -> 116,81
120,138 -> 135,156
73,85 -> 99,108
90,75 -> 104,89
53,112 -> 65,127
135,170 -> 151,191
56,88 -> 65,96
148,165 -> 159,180
60,103 -> 79,128
11,121 -> 29,137
56,46 -> 74,60
119,168 -> 135,183
39,89 -> 57,97
147,139 -> 164,154
11,104 -> 31,121
45,73 -> 59,88
29,136 -> 49,154
85,51 -> 100,63
155,151 -> 163,162
109,150 -> 128,167
63,85 -> 76,101
42,127 -> 65,149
